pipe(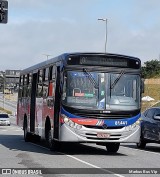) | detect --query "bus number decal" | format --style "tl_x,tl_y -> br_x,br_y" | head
115,121 -> 128,126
